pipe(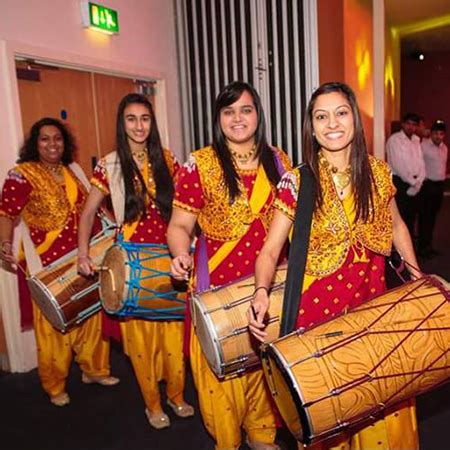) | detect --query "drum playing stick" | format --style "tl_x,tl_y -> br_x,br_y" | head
96,266 -> 117,292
